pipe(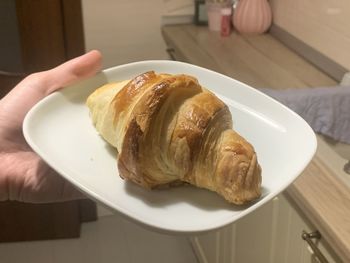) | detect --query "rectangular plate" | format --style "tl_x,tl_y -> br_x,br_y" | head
23,61 -> 316,234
